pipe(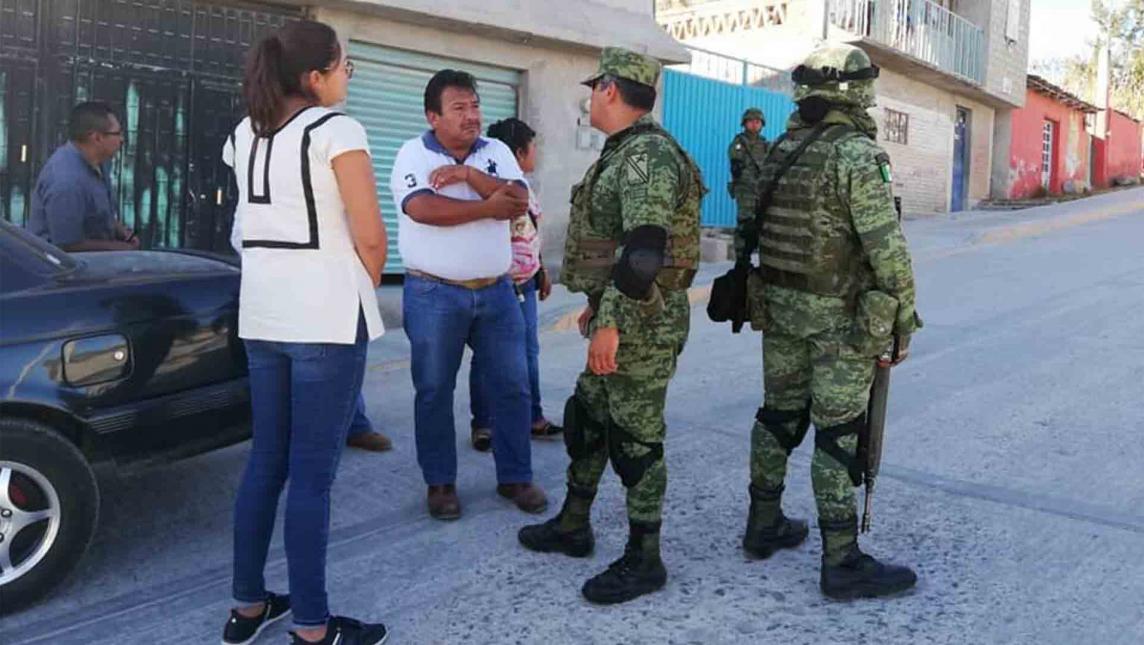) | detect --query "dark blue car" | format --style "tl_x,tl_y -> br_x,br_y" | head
0,220 -> 250,612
